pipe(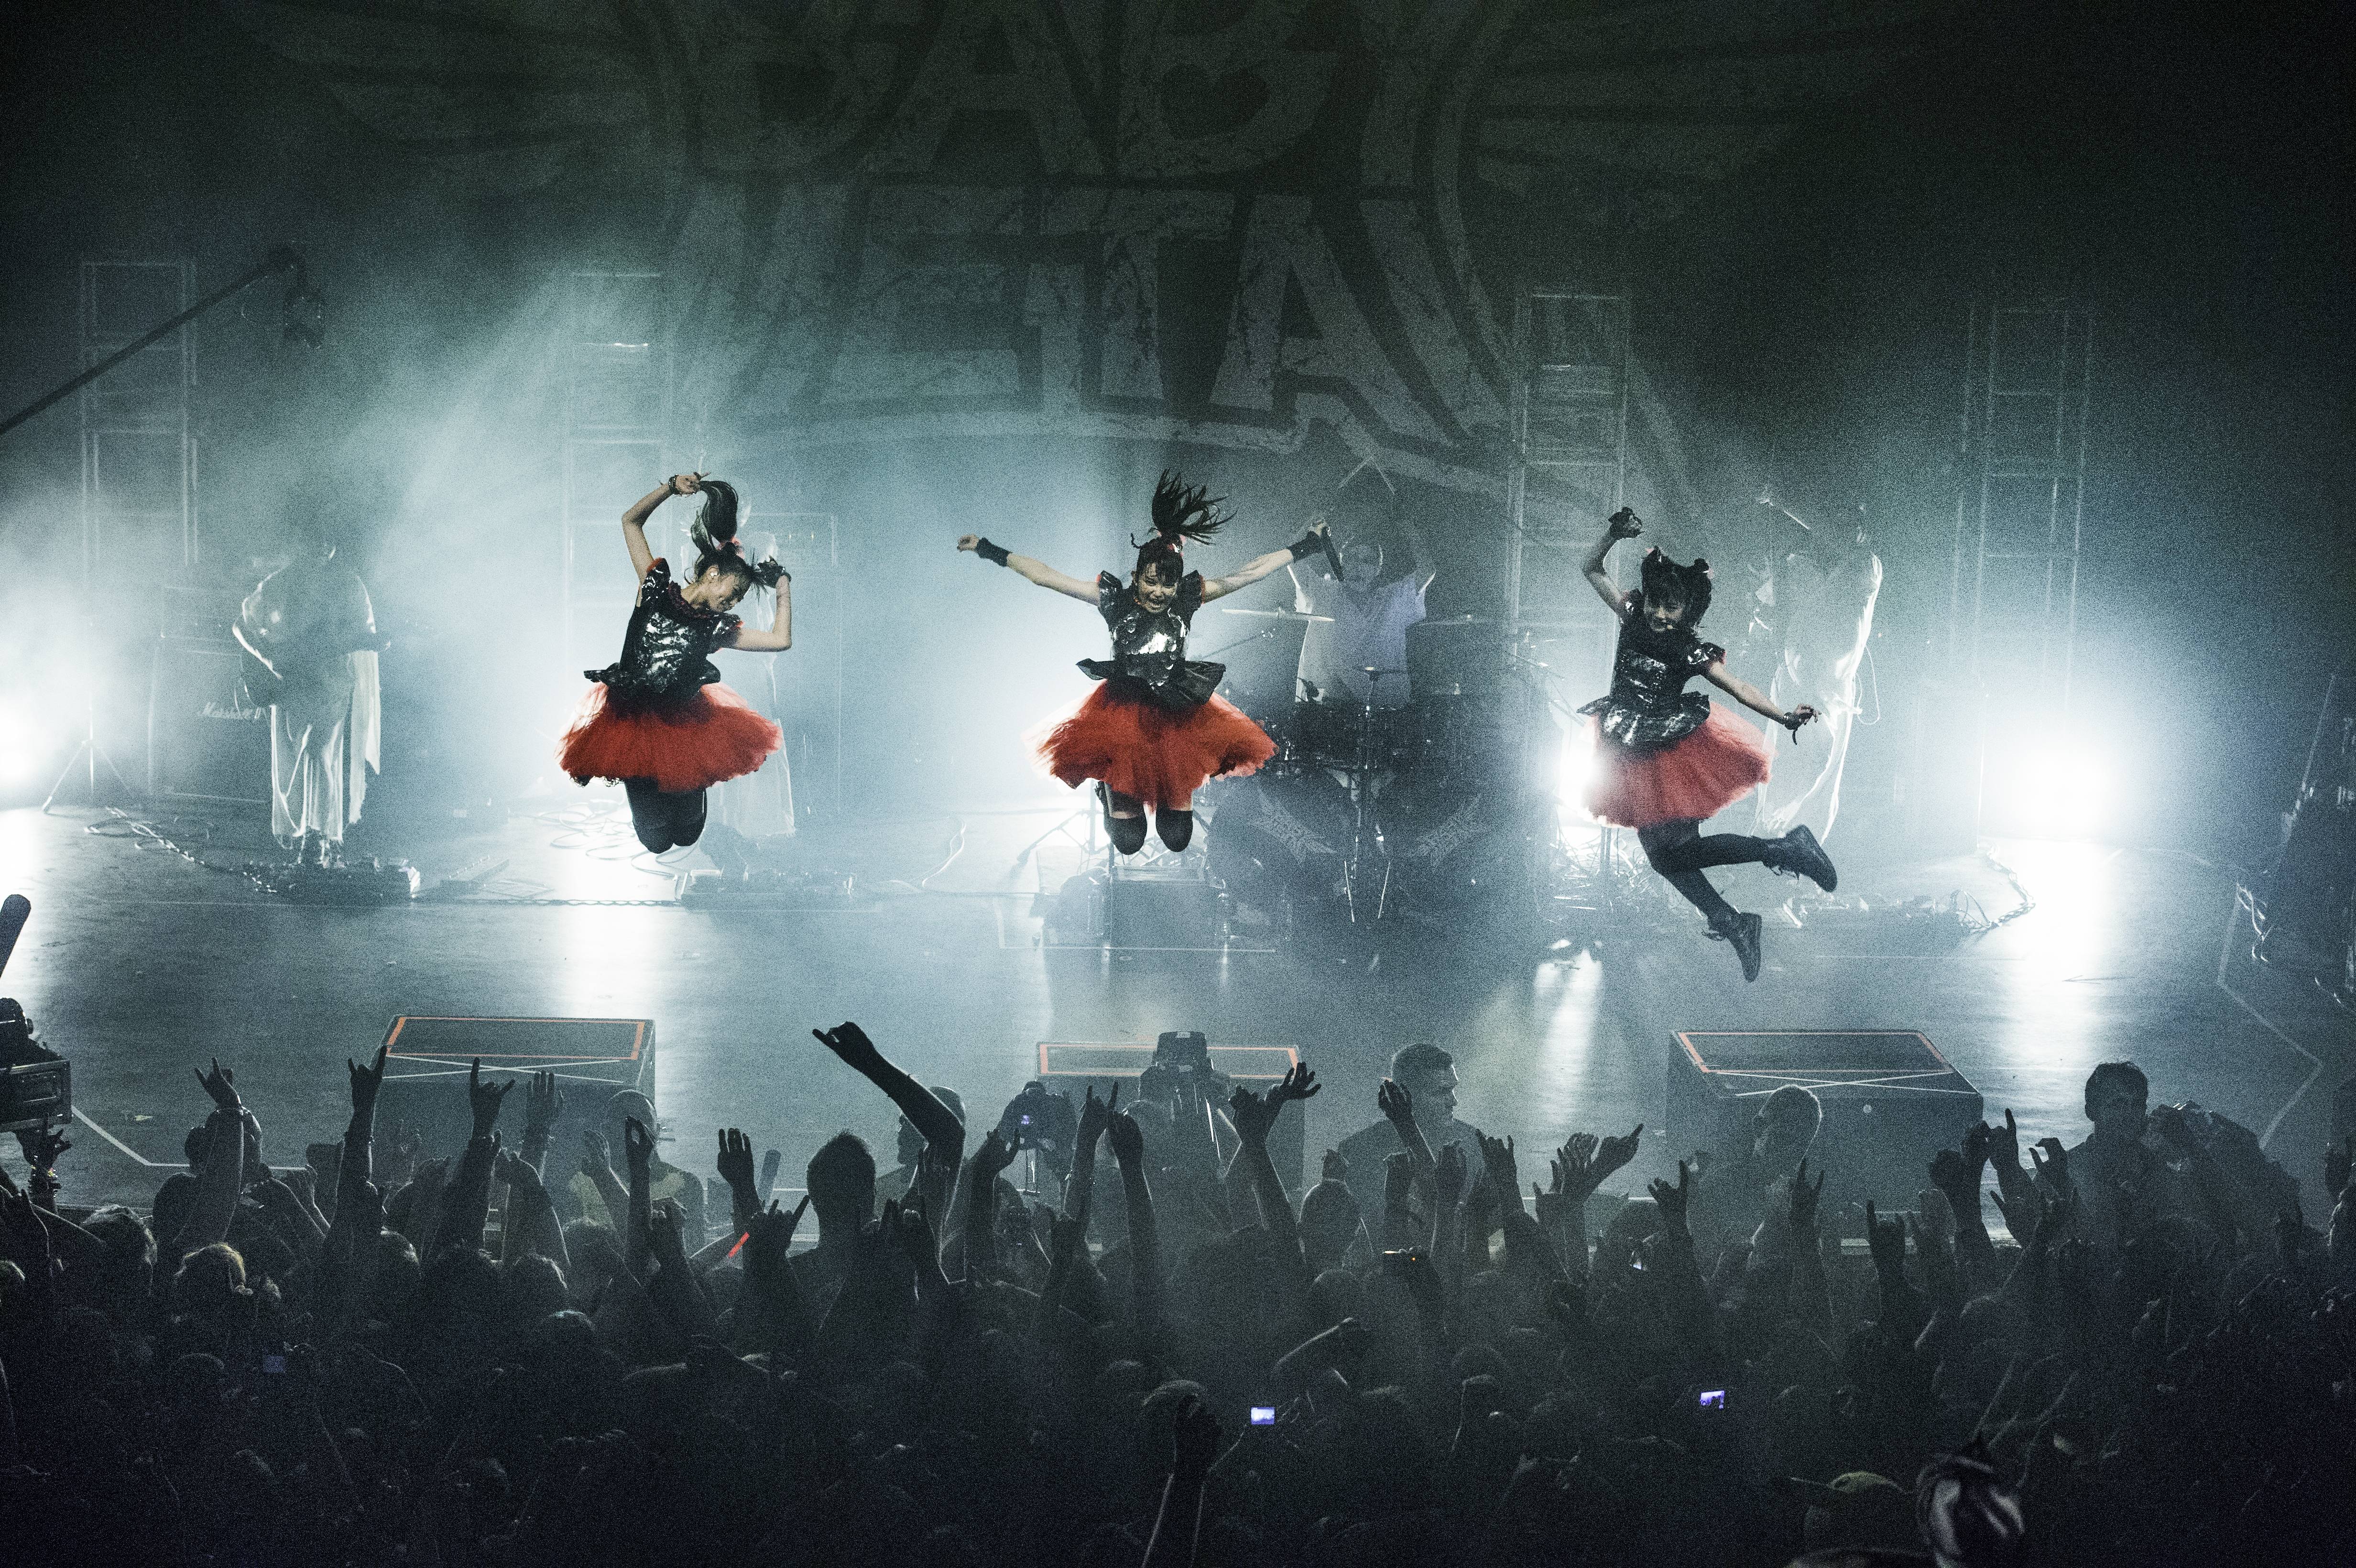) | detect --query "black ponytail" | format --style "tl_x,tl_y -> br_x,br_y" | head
687,479 -> 785,592
1133,470 -> 1229,584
